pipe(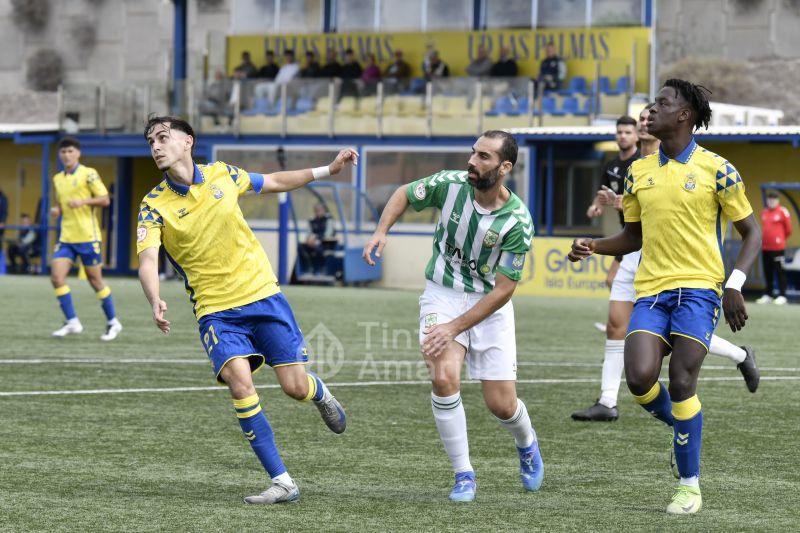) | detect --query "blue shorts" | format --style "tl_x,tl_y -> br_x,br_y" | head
197,293 -> 308,383
627,289 -> 721,351
52,241 -> 103,267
